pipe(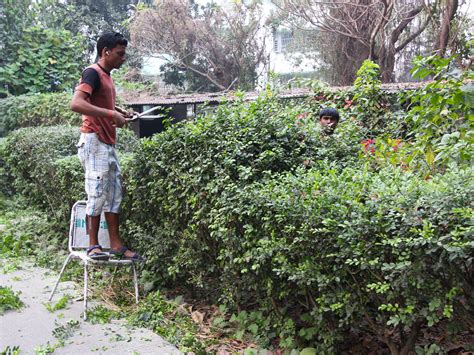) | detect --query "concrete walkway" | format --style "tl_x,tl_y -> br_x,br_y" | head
0,260 -> 180,355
